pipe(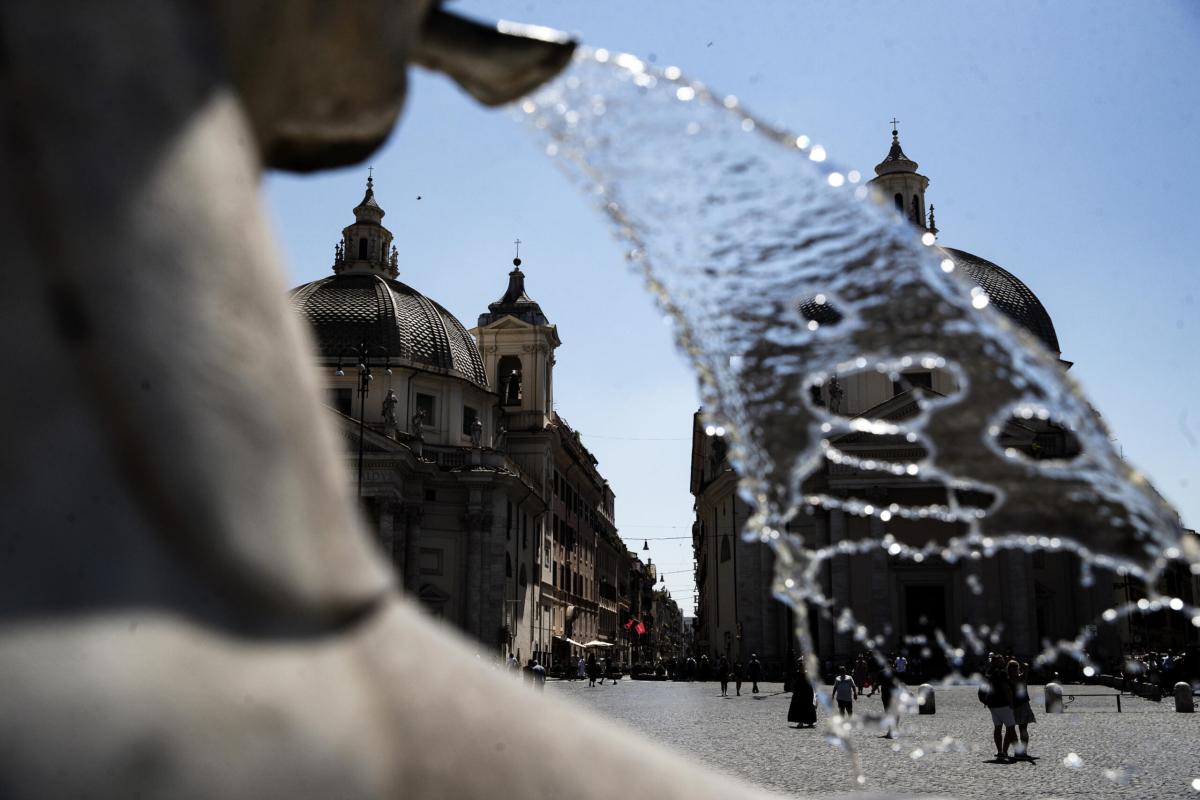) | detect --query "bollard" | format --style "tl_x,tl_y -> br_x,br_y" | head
1045,682 -> 1064,714
917,684 -> 936,714
1175,682 -> 1195,713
